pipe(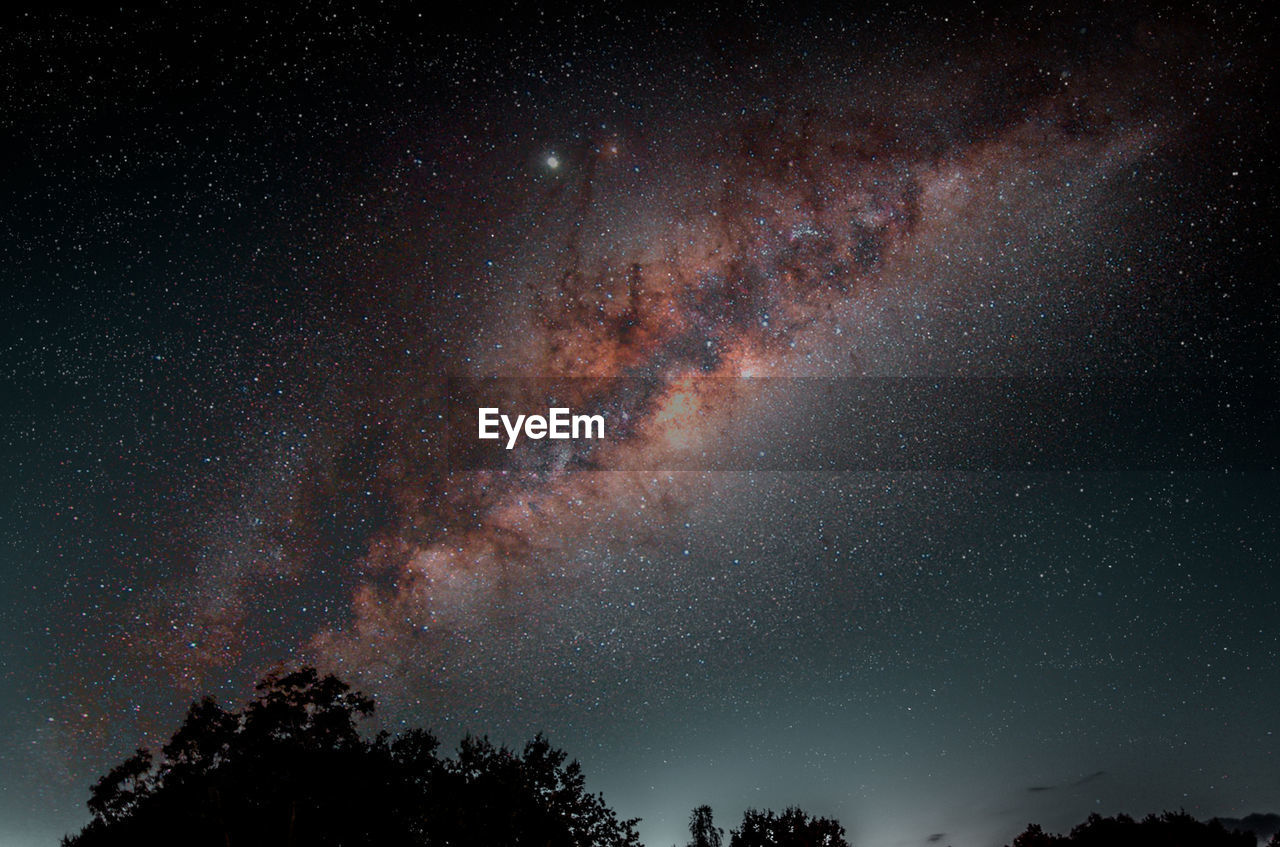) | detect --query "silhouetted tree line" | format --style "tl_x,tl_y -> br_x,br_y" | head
684,804 -> 849,847
64,667 -> 640,847
67,668 -> 1278,847
1009,811 -> 1277,847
